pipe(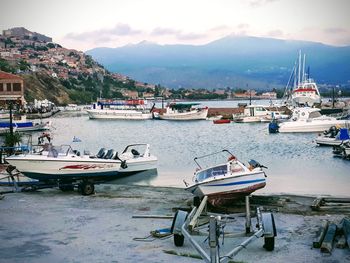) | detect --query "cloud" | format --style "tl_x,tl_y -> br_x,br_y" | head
64,23 -> 142,42
249,0 -> 279,7
323,27 -> 347,34
151,27 -> 205,41
151,27 -> 180,36
266,29 -> 284,37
